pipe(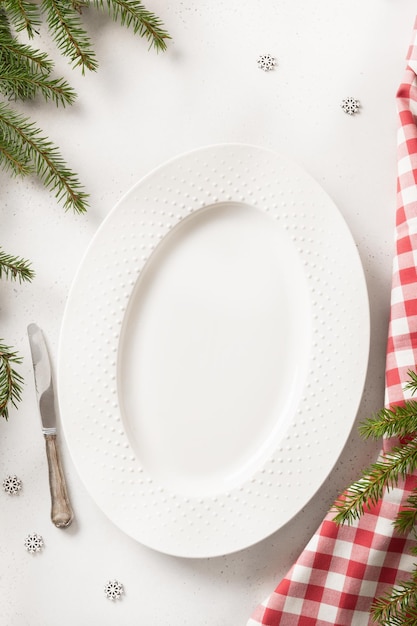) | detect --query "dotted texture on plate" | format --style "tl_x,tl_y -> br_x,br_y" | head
58,144 -> 369,558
